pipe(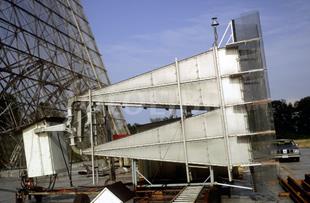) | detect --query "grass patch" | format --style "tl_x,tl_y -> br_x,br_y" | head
294,139 -> 310,148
